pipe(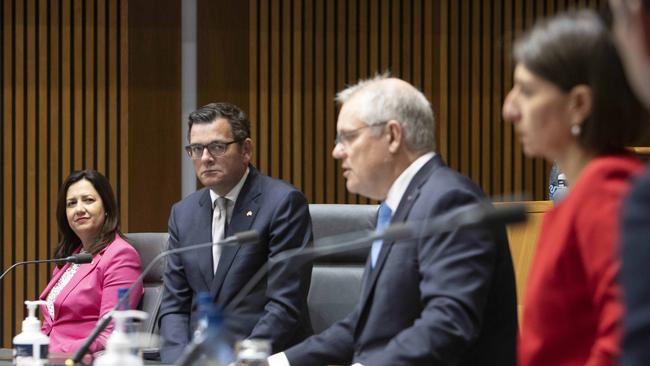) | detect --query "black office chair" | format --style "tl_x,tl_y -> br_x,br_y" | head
125,232 -> 169,335
307,204 -> 378,334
